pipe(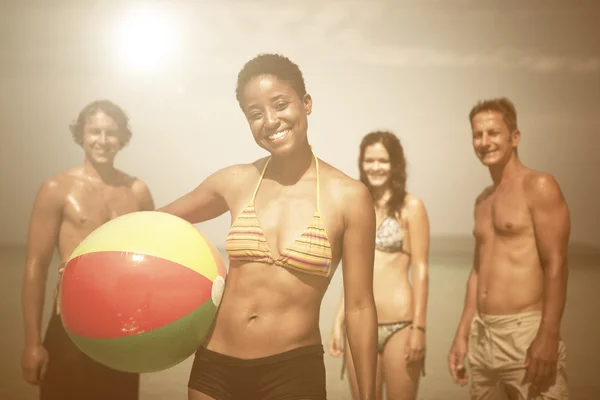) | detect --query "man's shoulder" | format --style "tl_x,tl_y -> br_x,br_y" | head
128,175 -> 151,197
112,169 -> 149,191
522,168 -> 560,192
40,167 -> 81,194
474,185 -> 494,207
521,168 -> 564,205
35,168 -> 83,206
